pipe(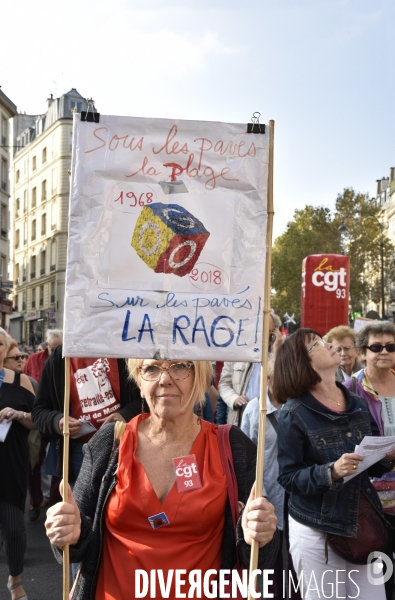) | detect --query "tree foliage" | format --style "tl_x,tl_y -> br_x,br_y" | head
271,188 -> 394,322
271,205 -> 341,322
334,189 -> 394,314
